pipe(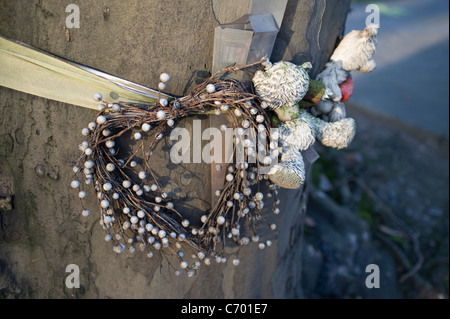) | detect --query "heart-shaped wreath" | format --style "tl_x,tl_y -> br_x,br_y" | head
70,22 -> 378,276
70,62 -> 284,276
